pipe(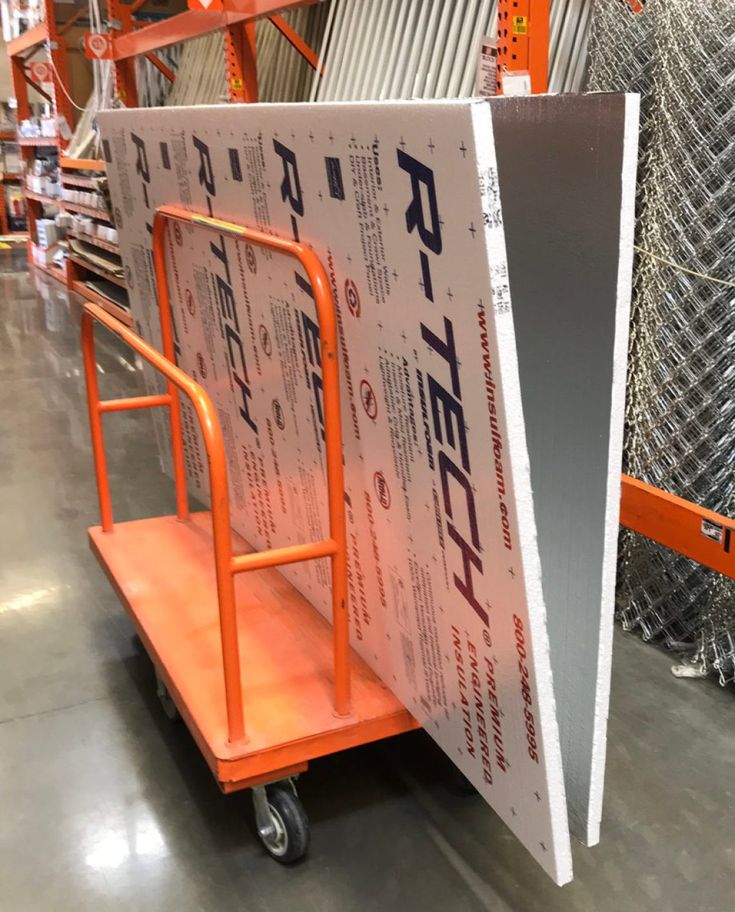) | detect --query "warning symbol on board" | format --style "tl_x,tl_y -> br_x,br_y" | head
272,399 -> 286,430
259,324 -> 272,357
373,471 -> 391,510
360,379 -> 378,420
345,278 -> 361,317
245,244 -> 257,273
185,289 -> 195,316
